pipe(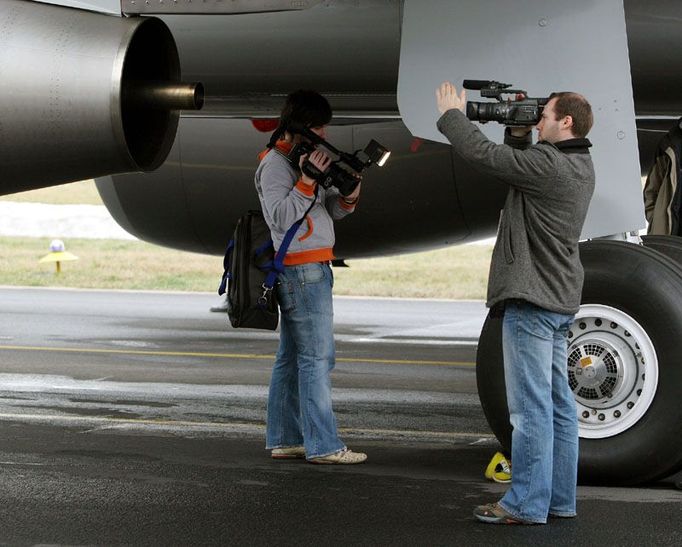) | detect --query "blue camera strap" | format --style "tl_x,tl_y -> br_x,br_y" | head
262,184 -> 319,292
